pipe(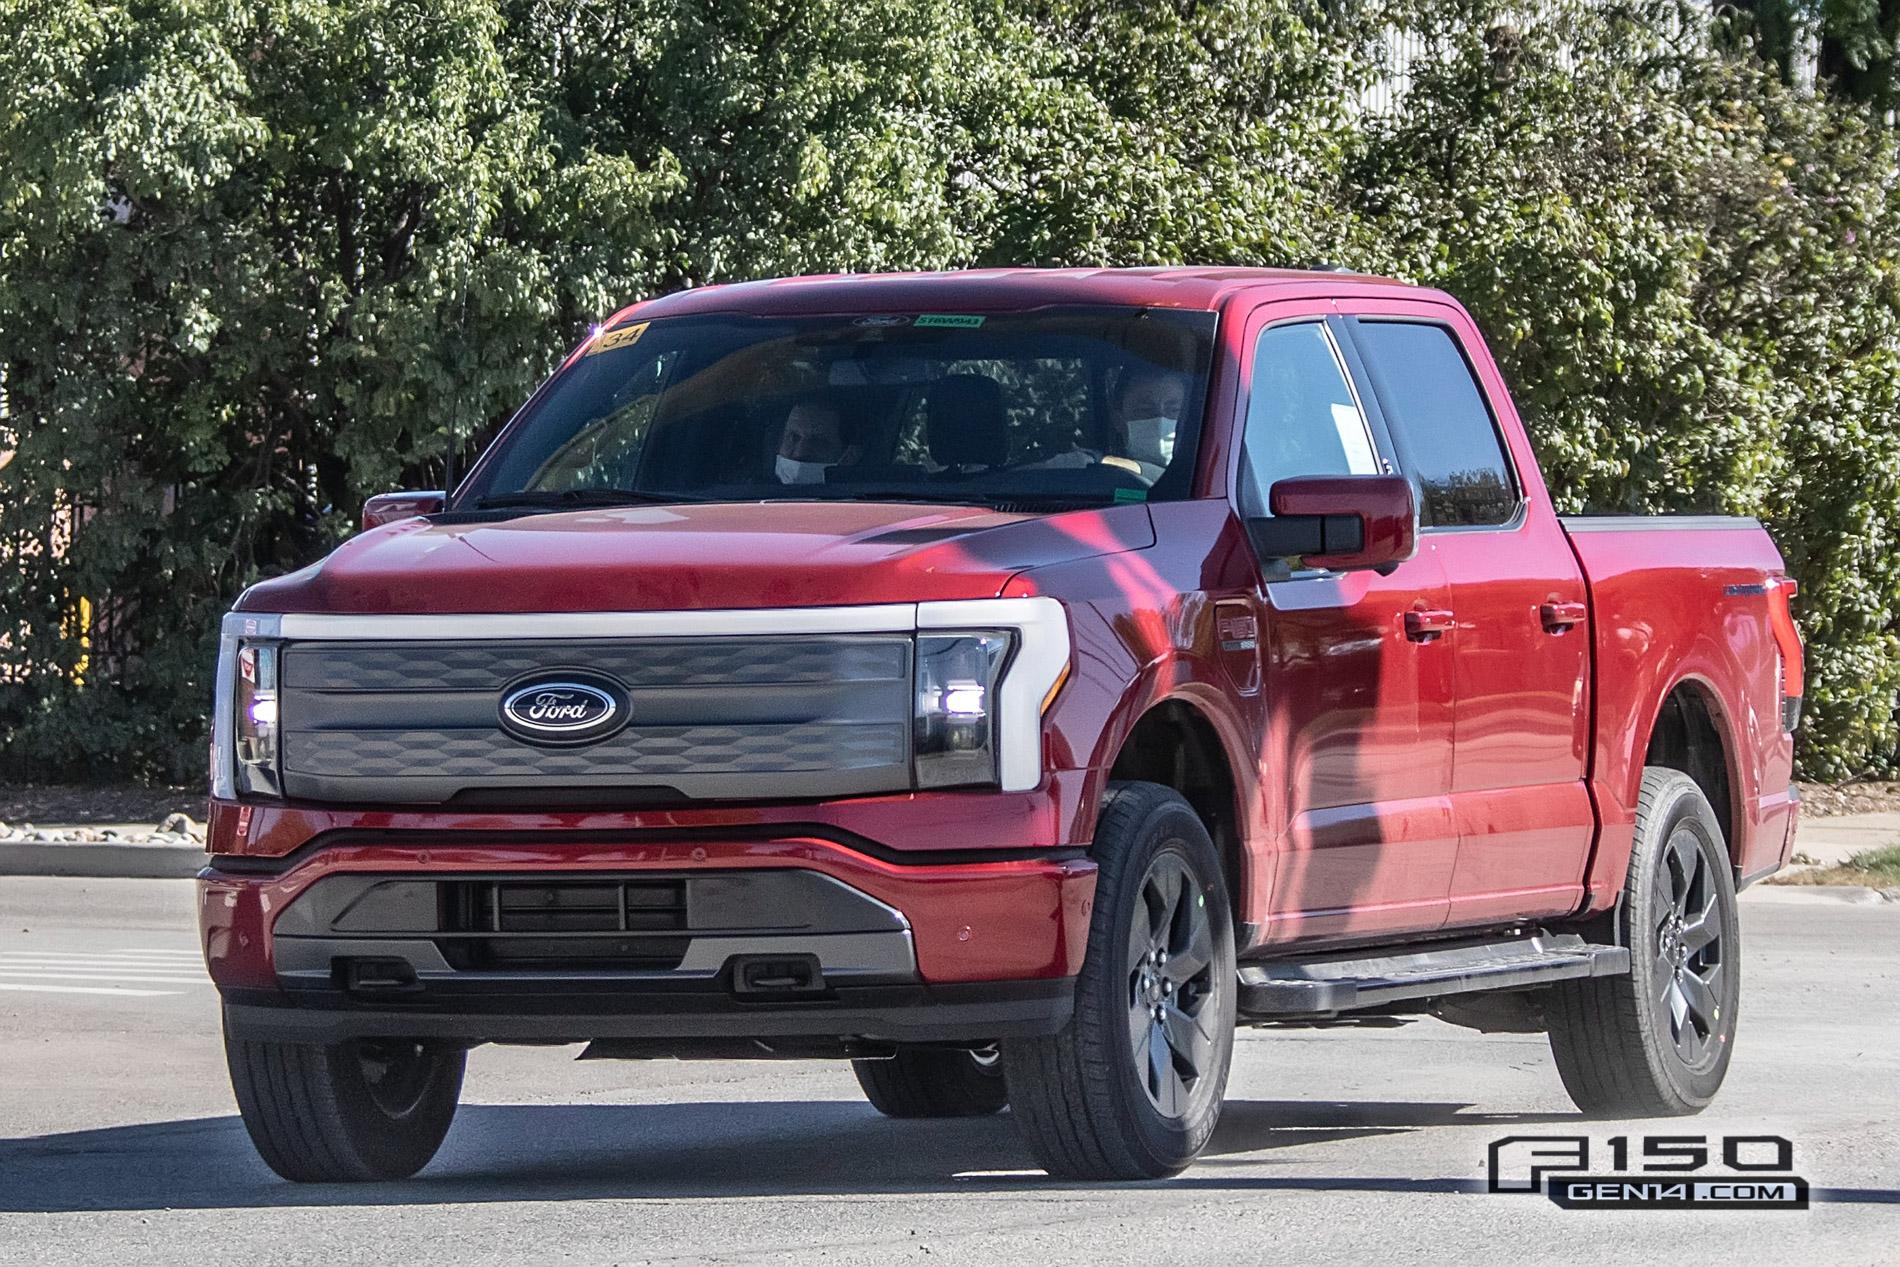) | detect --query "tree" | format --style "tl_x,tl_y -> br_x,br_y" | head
0,0 -> 677,777
1347,0 -> 1900,776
